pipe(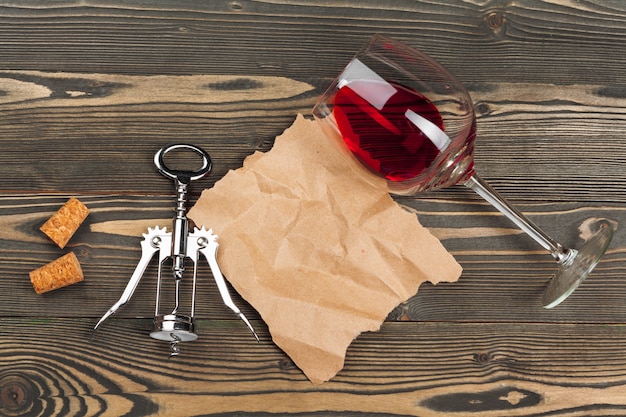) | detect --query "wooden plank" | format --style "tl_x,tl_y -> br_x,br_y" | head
0,70 -> 313,194
1,193 -> 623,323
0,1 -> 625,85
3,319 -> 626,416
0,71 -> 624,200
